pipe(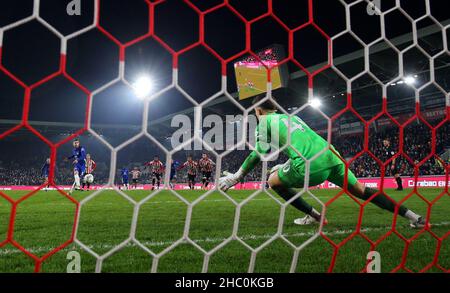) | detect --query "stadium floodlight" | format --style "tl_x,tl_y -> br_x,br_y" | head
404,76 -> 416,85
133,76 -> 153,98
310,98 -> 322,108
